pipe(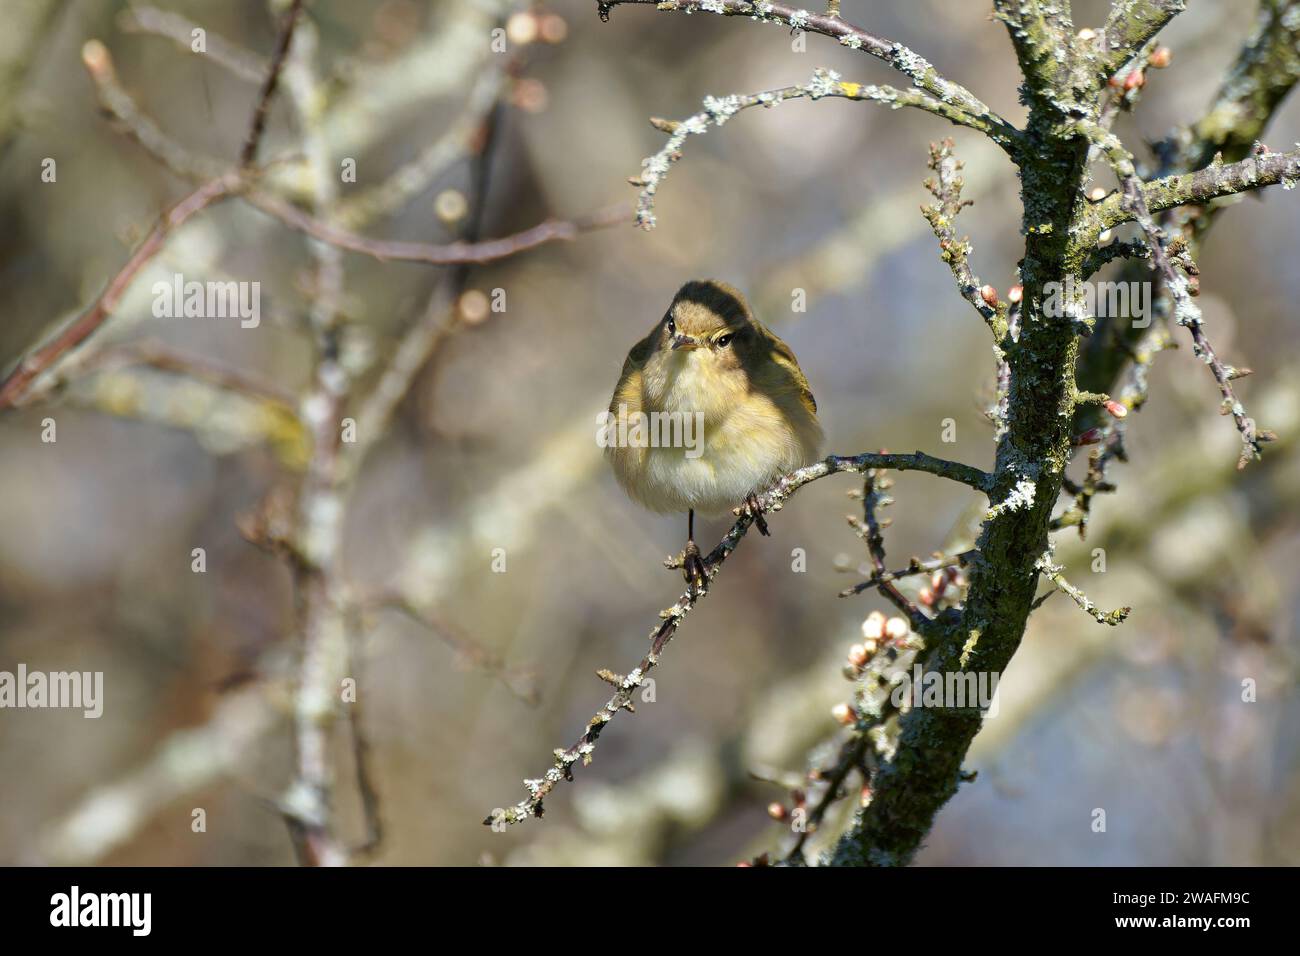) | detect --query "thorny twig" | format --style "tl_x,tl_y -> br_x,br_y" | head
922,139 -> 1009,340
1080,121 -> 1279,468
486,452 -> 990,826
847,469 -> 928,630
